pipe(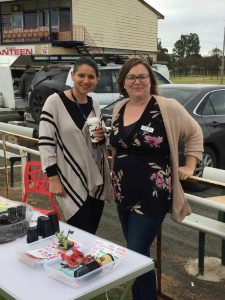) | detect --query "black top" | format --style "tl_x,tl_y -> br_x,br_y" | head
123,122 -> 137,137
109,97 -> 172,216
59,91 -> 93,129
